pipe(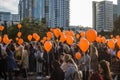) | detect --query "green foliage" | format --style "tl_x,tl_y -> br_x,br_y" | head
113,16 -> 120,35
7,18 -> 49,42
